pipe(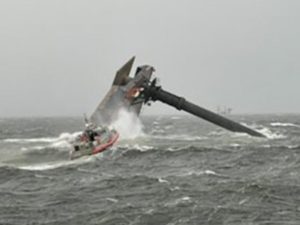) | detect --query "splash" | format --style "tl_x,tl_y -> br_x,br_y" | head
257,127 -> 286,139
236,123 -> 287,139
109,108 -> 144,140
51,132 -> 82,148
